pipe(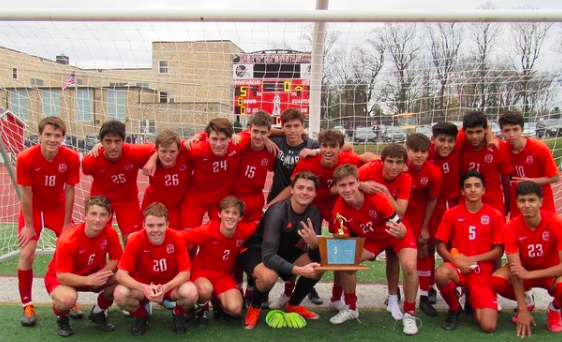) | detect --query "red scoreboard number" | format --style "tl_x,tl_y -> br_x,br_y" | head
234,80 -> 309,116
